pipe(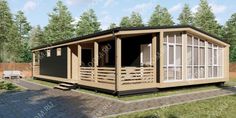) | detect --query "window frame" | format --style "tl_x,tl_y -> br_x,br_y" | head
56,48 -> 62,56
